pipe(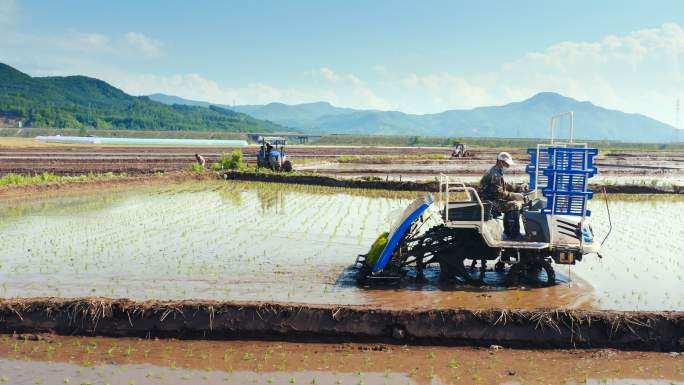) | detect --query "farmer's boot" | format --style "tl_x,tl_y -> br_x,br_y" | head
504,210 -> 522,240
